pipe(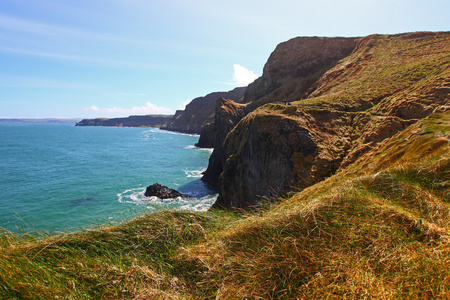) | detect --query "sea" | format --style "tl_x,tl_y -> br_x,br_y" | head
0,123 -> 217,234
